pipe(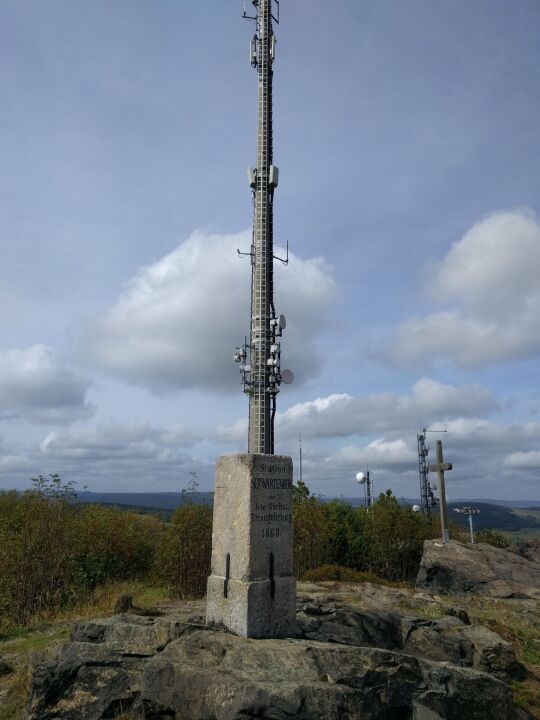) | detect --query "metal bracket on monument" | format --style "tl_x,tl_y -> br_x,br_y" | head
224,553 -> 230,598
269,552 -> 275,599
